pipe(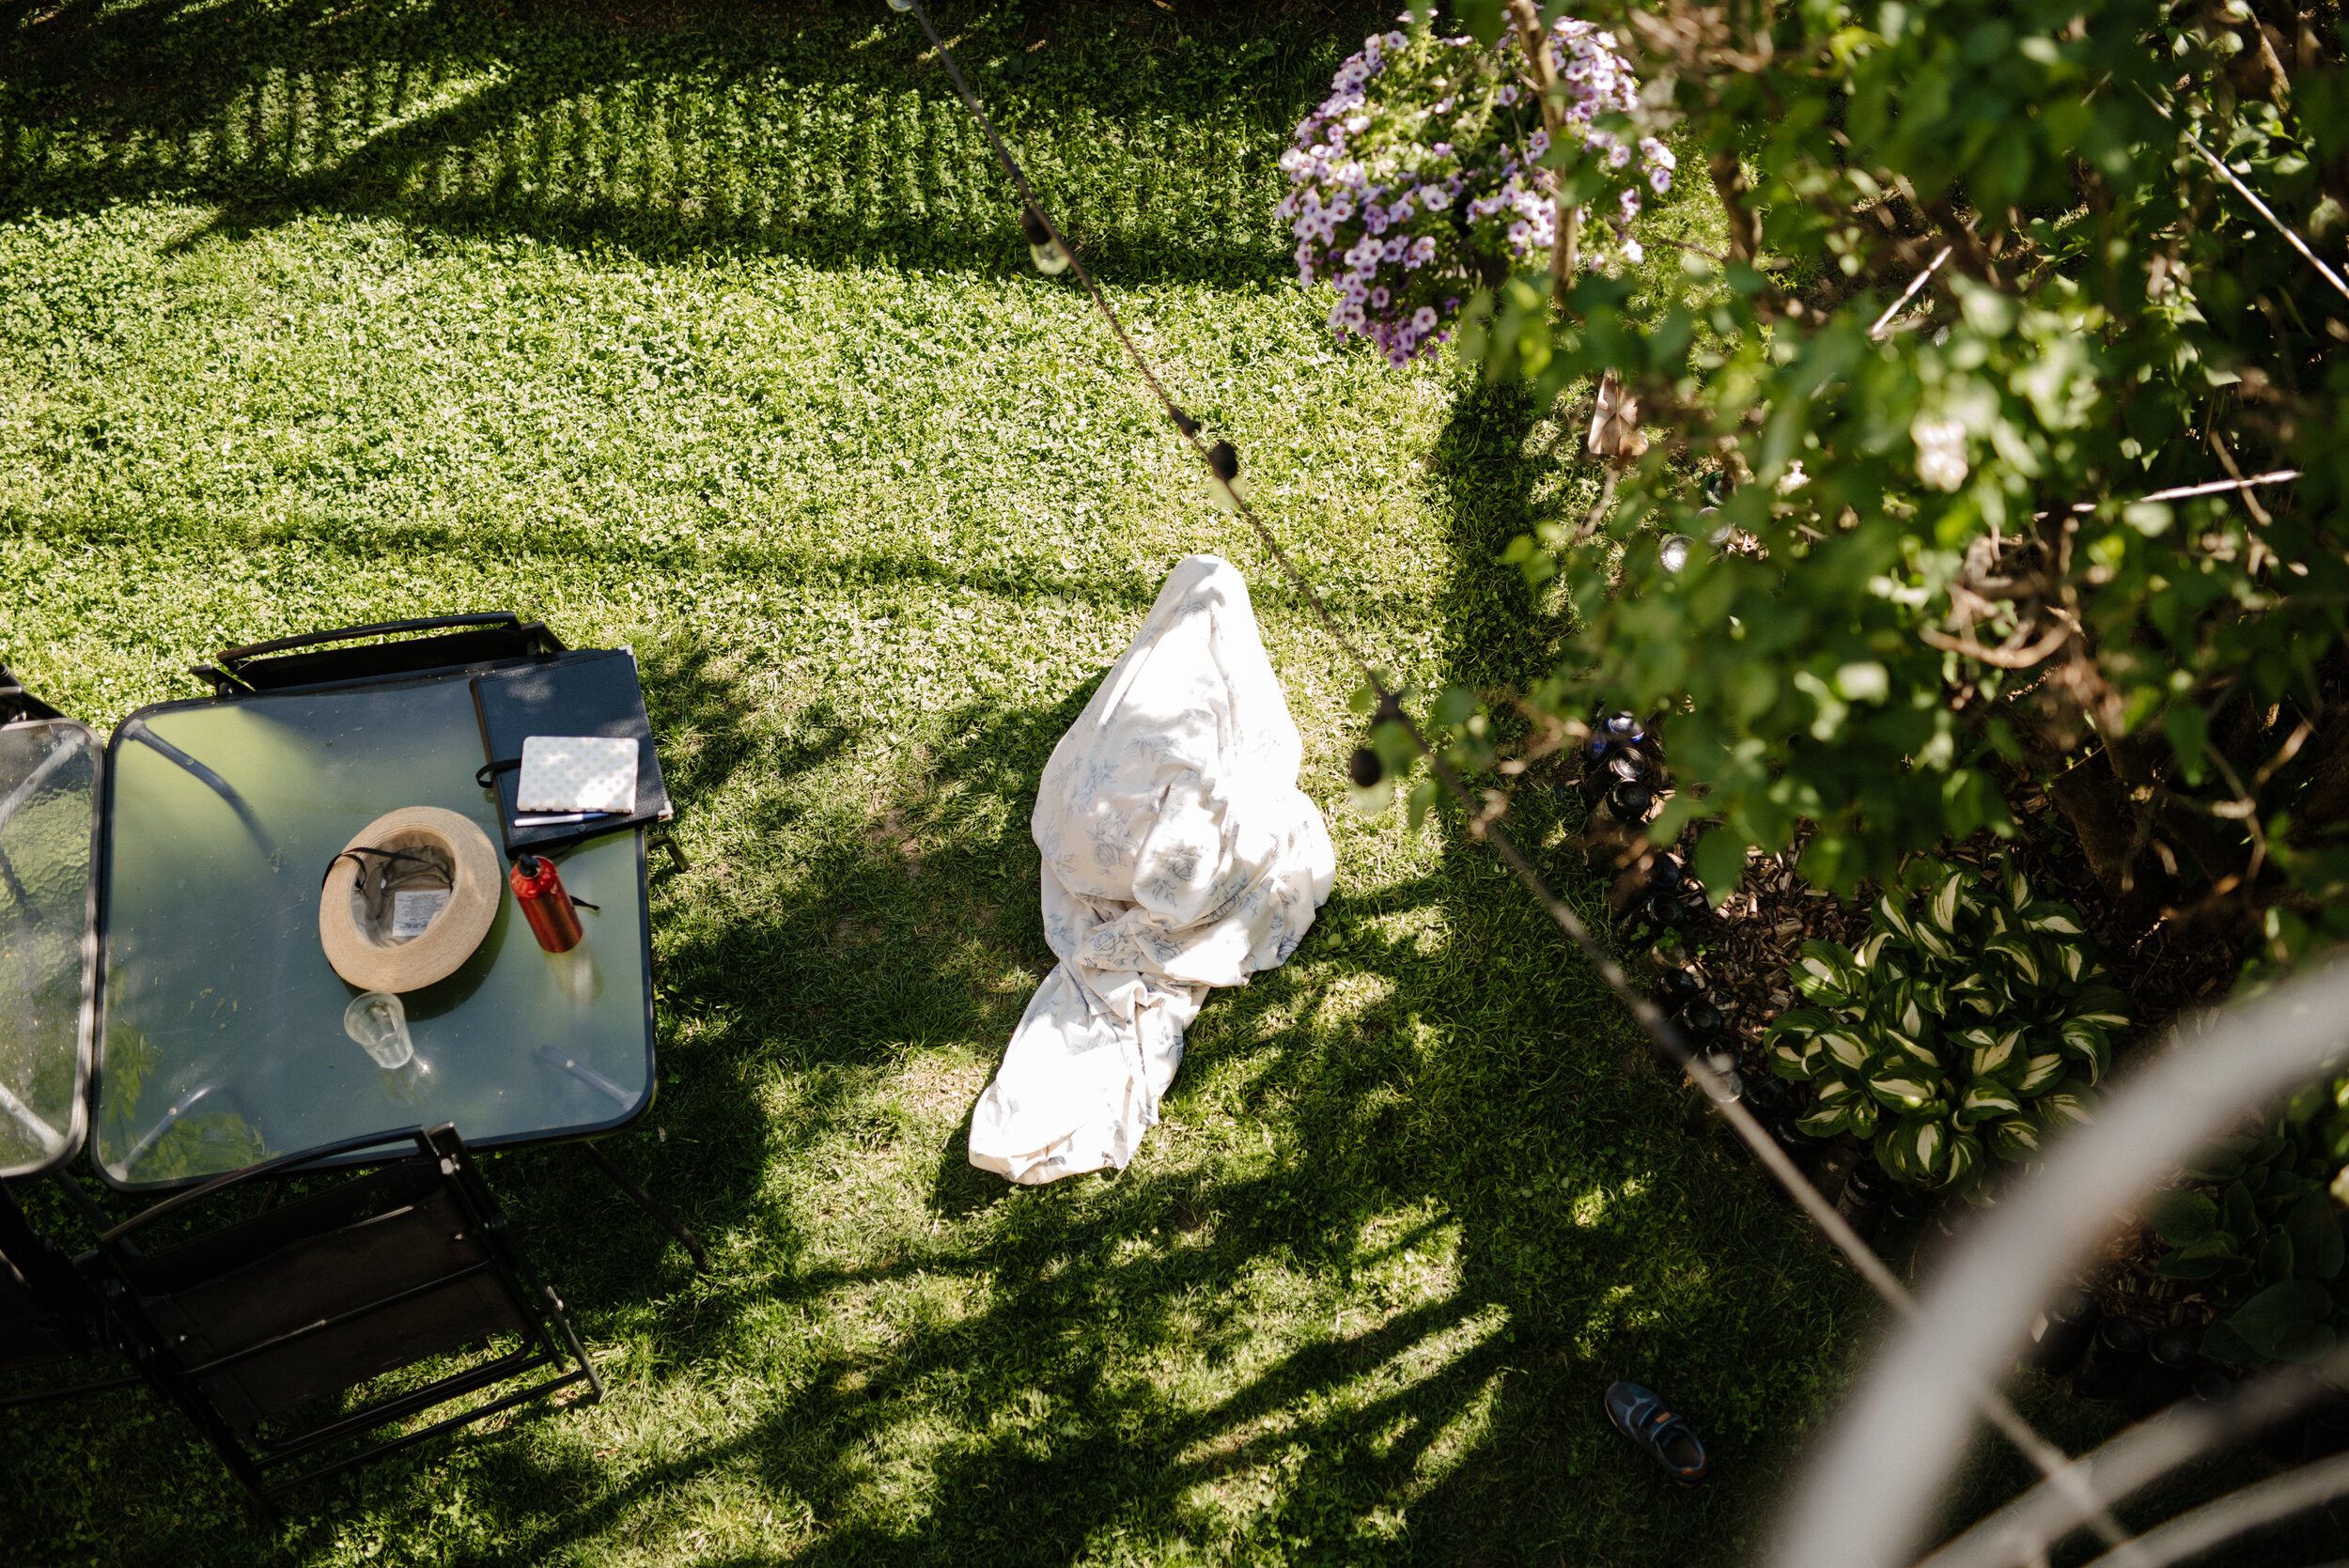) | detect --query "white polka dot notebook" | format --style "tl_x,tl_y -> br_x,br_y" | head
517,735 -> 640,815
